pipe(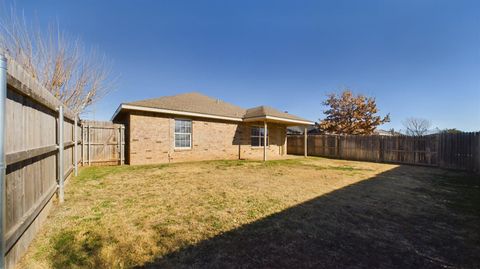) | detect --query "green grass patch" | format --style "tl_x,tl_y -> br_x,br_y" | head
213,160 -> 248,169
49,230 -> 103,269
77,164 -> 167,182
